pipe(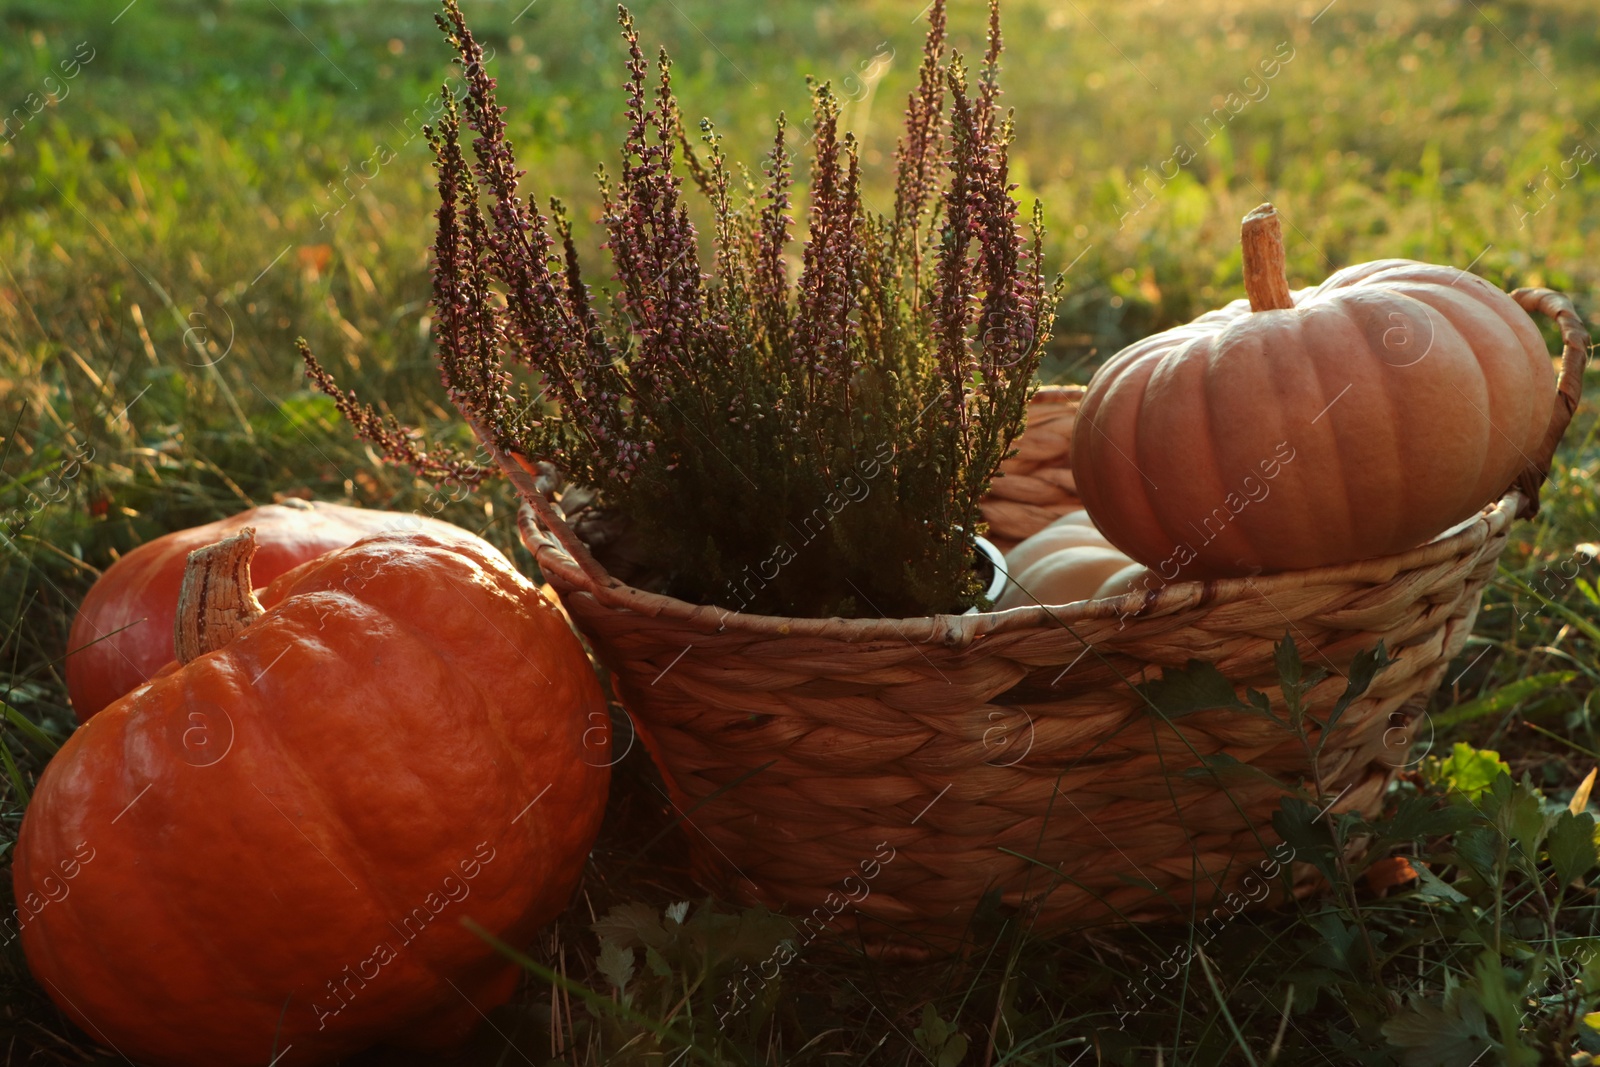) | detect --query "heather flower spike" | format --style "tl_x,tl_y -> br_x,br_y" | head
303,0 -> 1061,619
